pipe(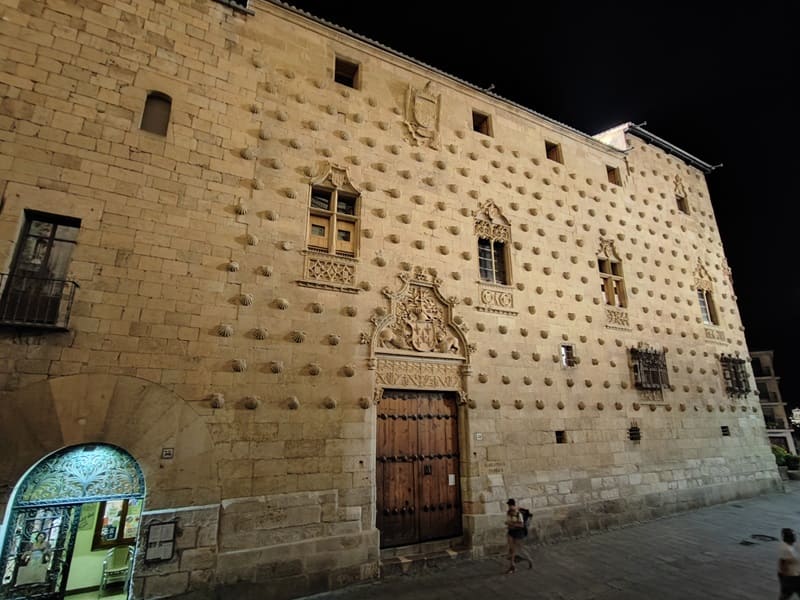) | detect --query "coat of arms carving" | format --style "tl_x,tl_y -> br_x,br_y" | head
404,82 -> 441,149
370,267 -> 467,359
